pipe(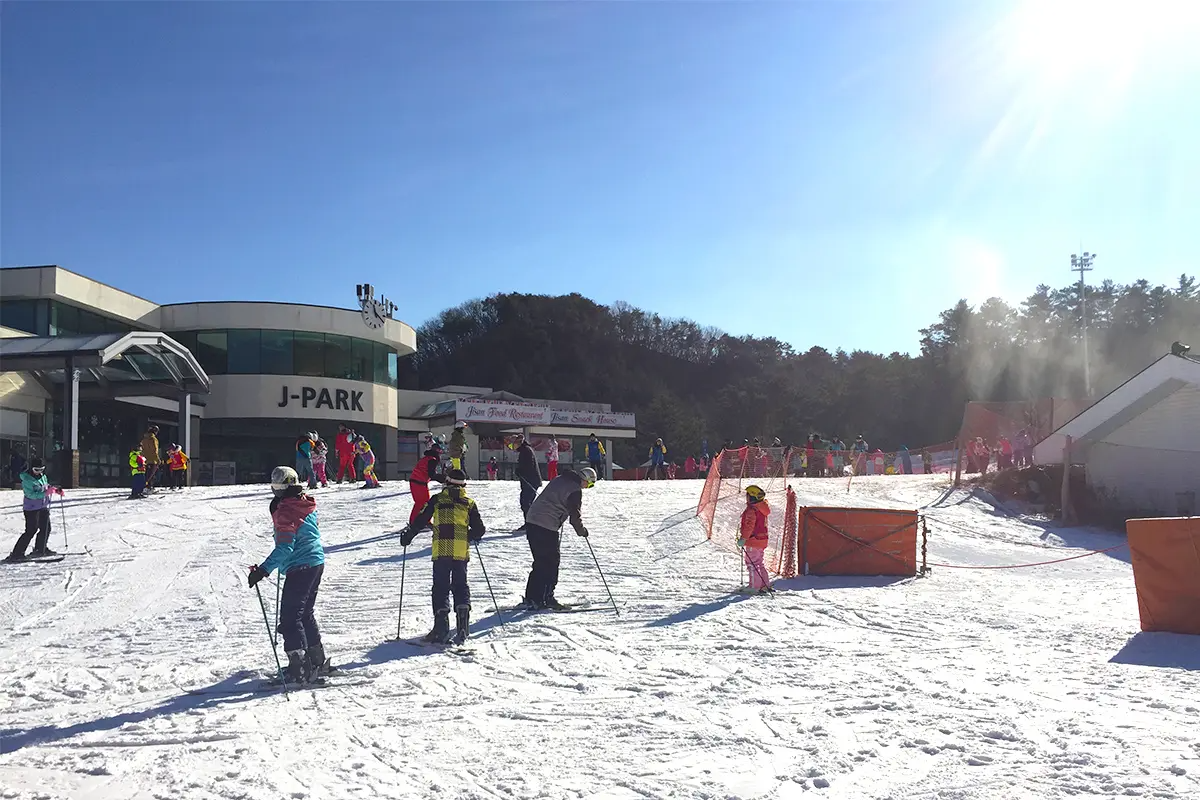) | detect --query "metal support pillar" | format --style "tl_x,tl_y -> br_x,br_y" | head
605,438 -> 614,481
60,357 -> 80,489
178,392 -> 192,486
